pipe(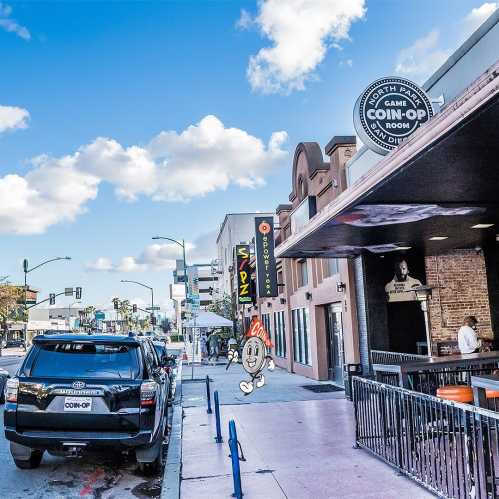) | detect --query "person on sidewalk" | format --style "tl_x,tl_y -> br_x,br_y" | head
458,316 -> 481,354
200,333 -> 208,363
208,332 -> 220,362
227,334 -> 238,354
